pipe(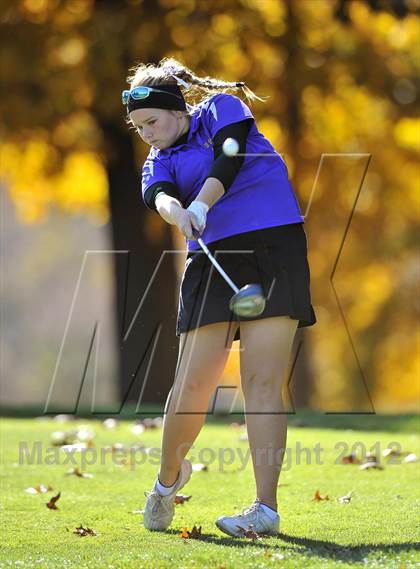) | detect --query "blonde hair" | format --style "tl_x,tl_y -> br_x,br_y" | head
125,56 -> 267,110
